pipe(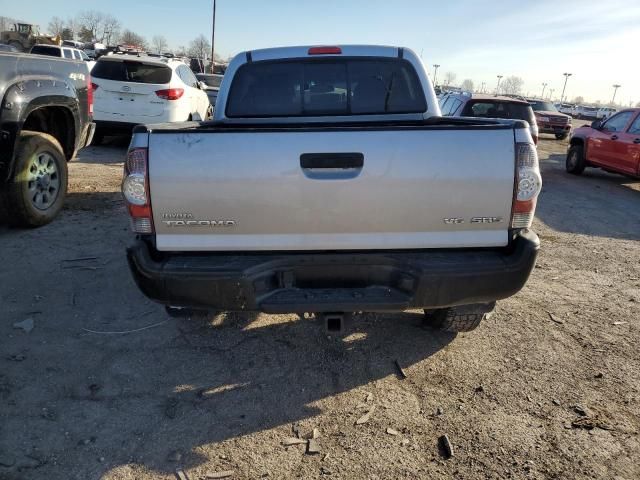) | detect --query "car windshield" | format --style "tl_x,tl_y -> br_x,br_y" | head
91,60 -> 172,84
226,58 -> 427,118
197,74 -> 223,88
529,101 -> 557,112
